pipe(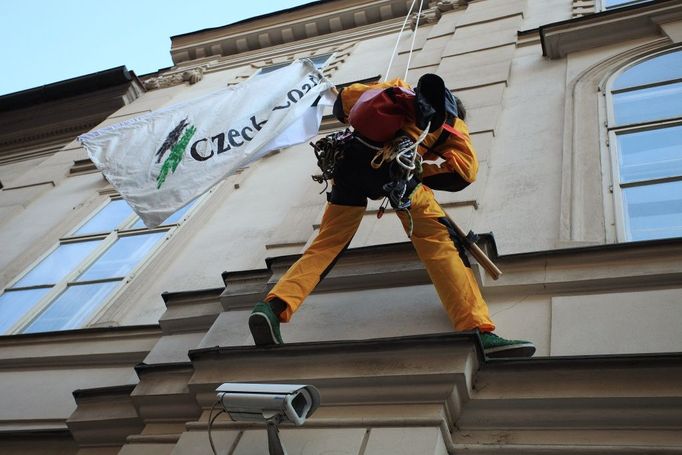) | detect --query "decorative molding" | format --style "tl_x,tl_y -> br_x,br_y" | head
69,158 -> 98,176
409,0 -> 464,30
437,0 -> 461,13
170,0 -> 420,64
541,1 -> 682,58
224,44 -> 353,87
573,0 -> 597,17
143,67 -> 205,90
410,8 -> 442,29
